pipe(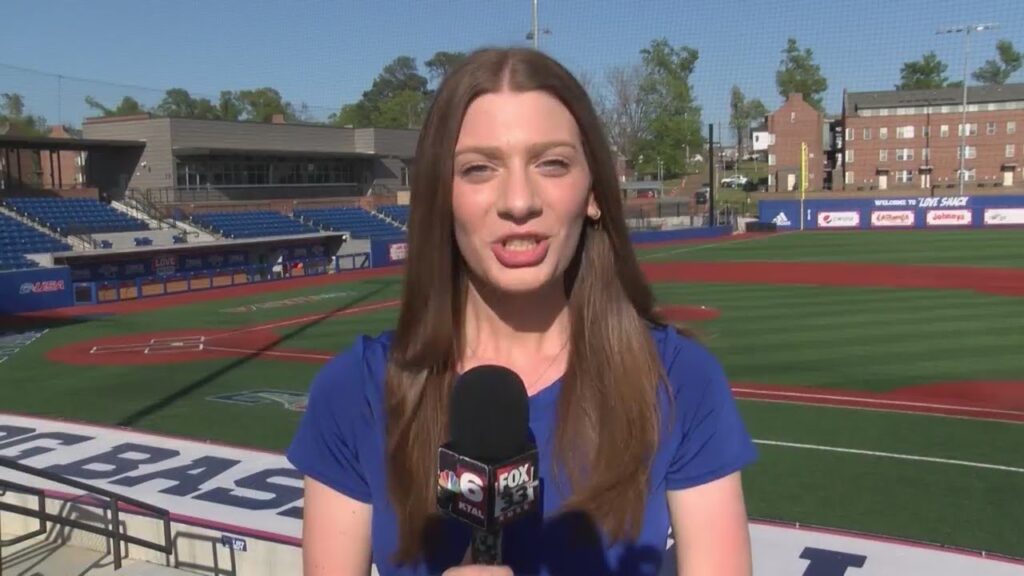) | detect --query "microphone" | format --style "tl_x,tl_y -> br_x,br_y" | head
436,365 -> 541,565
